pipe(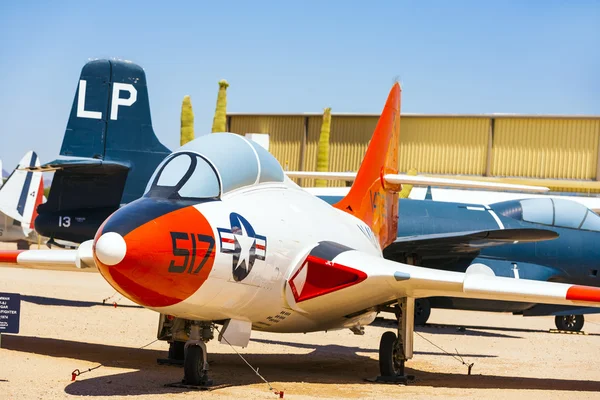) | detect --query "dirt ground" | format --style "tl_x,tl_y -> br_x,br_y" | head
1,258 -> 600,399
